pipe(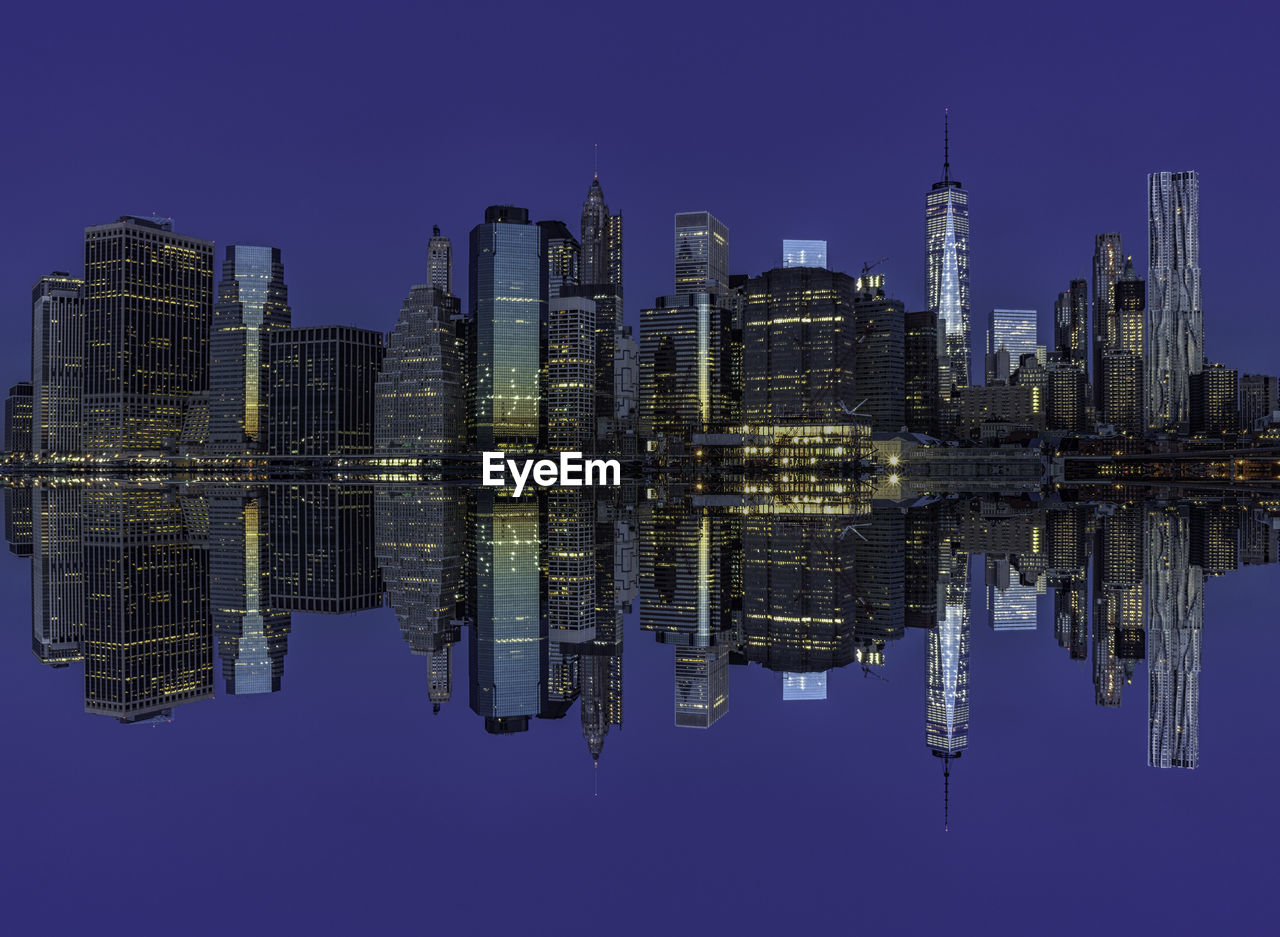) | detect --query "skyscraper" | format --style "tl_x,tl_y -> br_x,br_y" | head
82,215 -> 214,452
853,277 -> 906,432
374,286 -> 465,455
1053,278 -> 1088,373
1092,233 -> 1124,408
208,245 -> 291,453
539,219 -> 581,300
426,225 -> 453,295
1103,256 -> 1147,433
640,293 -> 736,438
673,211 -> 729,295
904,311 -> 941,436
581,175 -> 623,303
781,239 -> 828,269
268,484 -> 383,614
1146,171 -> 1202,434
31,272 -> 84,454
1240,373 -> 1279,431
469,206 -> 546,451
925,113 -> 971,426
267,326 -> 385,456
987,309 -> 1037,384
545,296 -> 596,452
1146,505 -> 1203,768
31,486 -> 84,666
1189,363 -> 1239,435
4,383 -> 33,453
